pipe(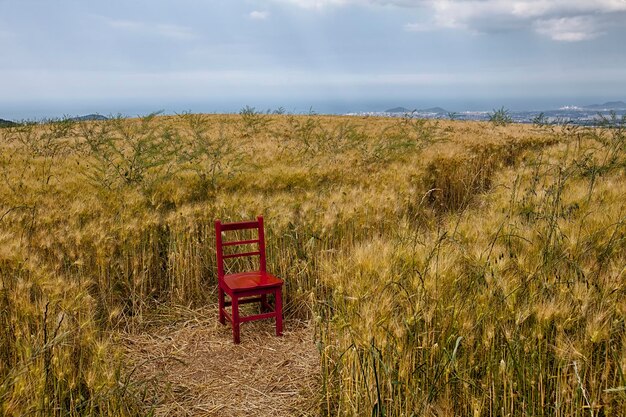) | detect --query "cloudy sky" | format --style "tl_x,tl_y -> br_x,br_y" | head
1,0 -> 625,118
